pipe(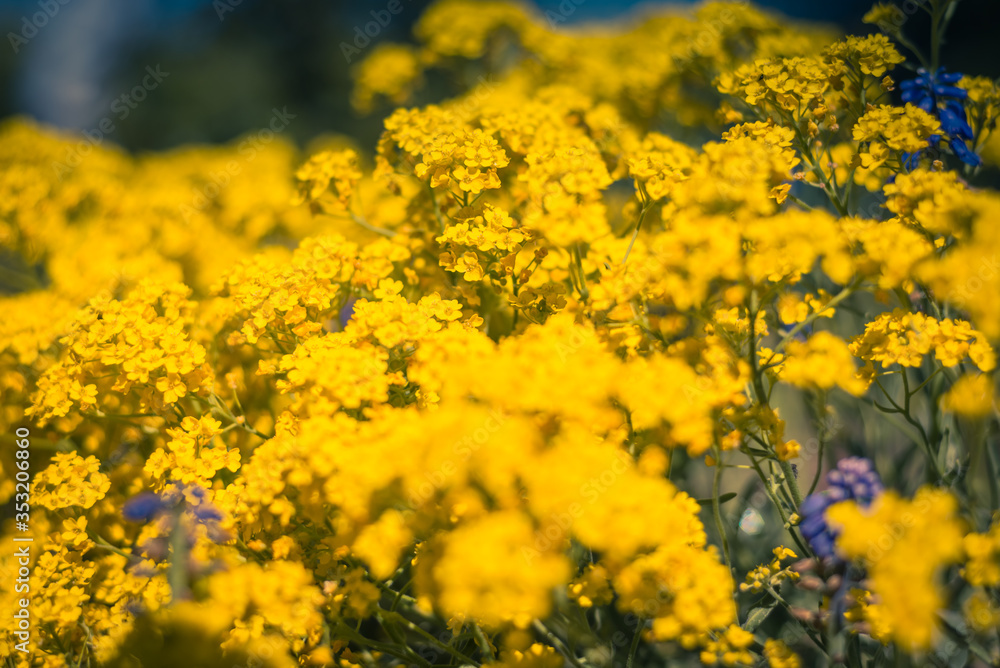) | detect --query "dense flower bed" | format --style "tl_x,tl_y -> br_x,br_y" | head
2,1 -> 1000,666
